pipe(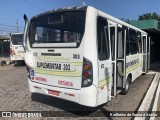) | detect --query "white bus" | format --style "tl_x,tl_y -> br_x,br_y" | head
23,6 -> 150,107
10,33 -> 25,62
